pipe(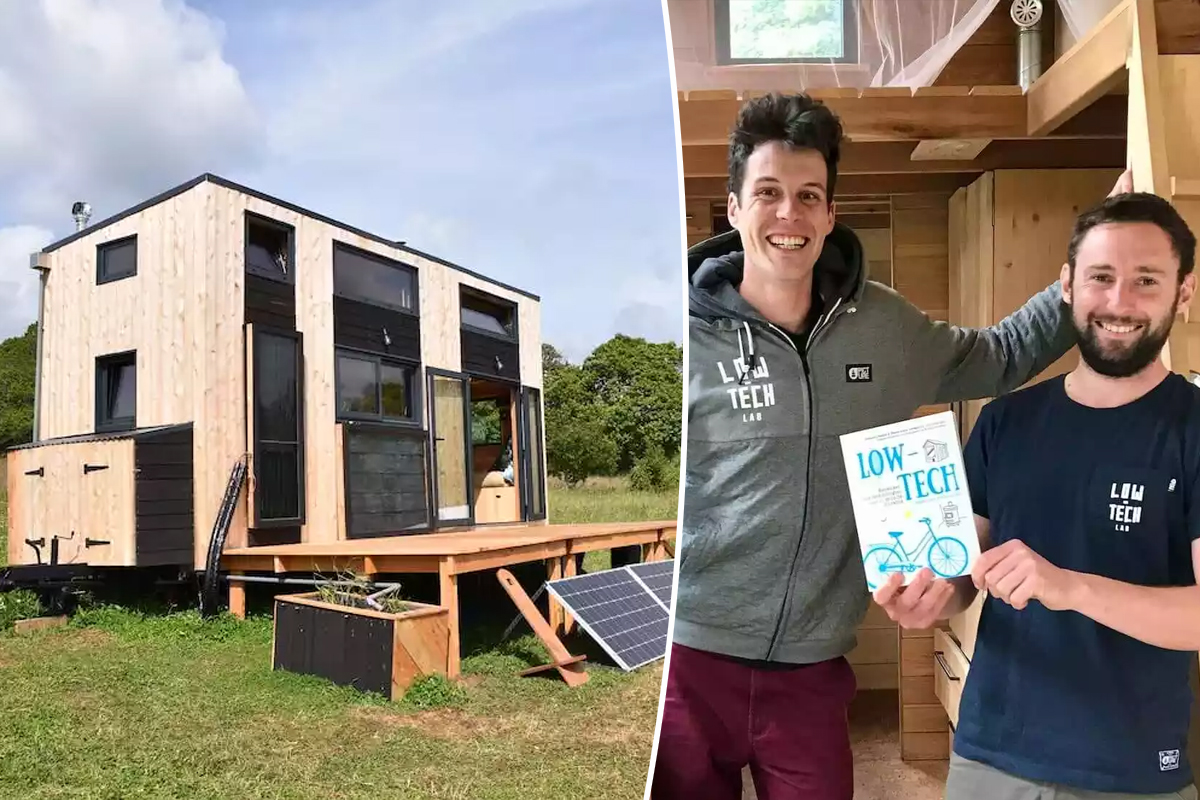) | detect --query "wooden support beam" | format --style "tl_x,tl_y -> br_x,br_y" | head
496,568 -> 588,688
682,138 -> 1128,178
678,87 -> 1029,145
688,172 -> 980,199
1026,0 -> 1132,136
1128,0 -> 1172,195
